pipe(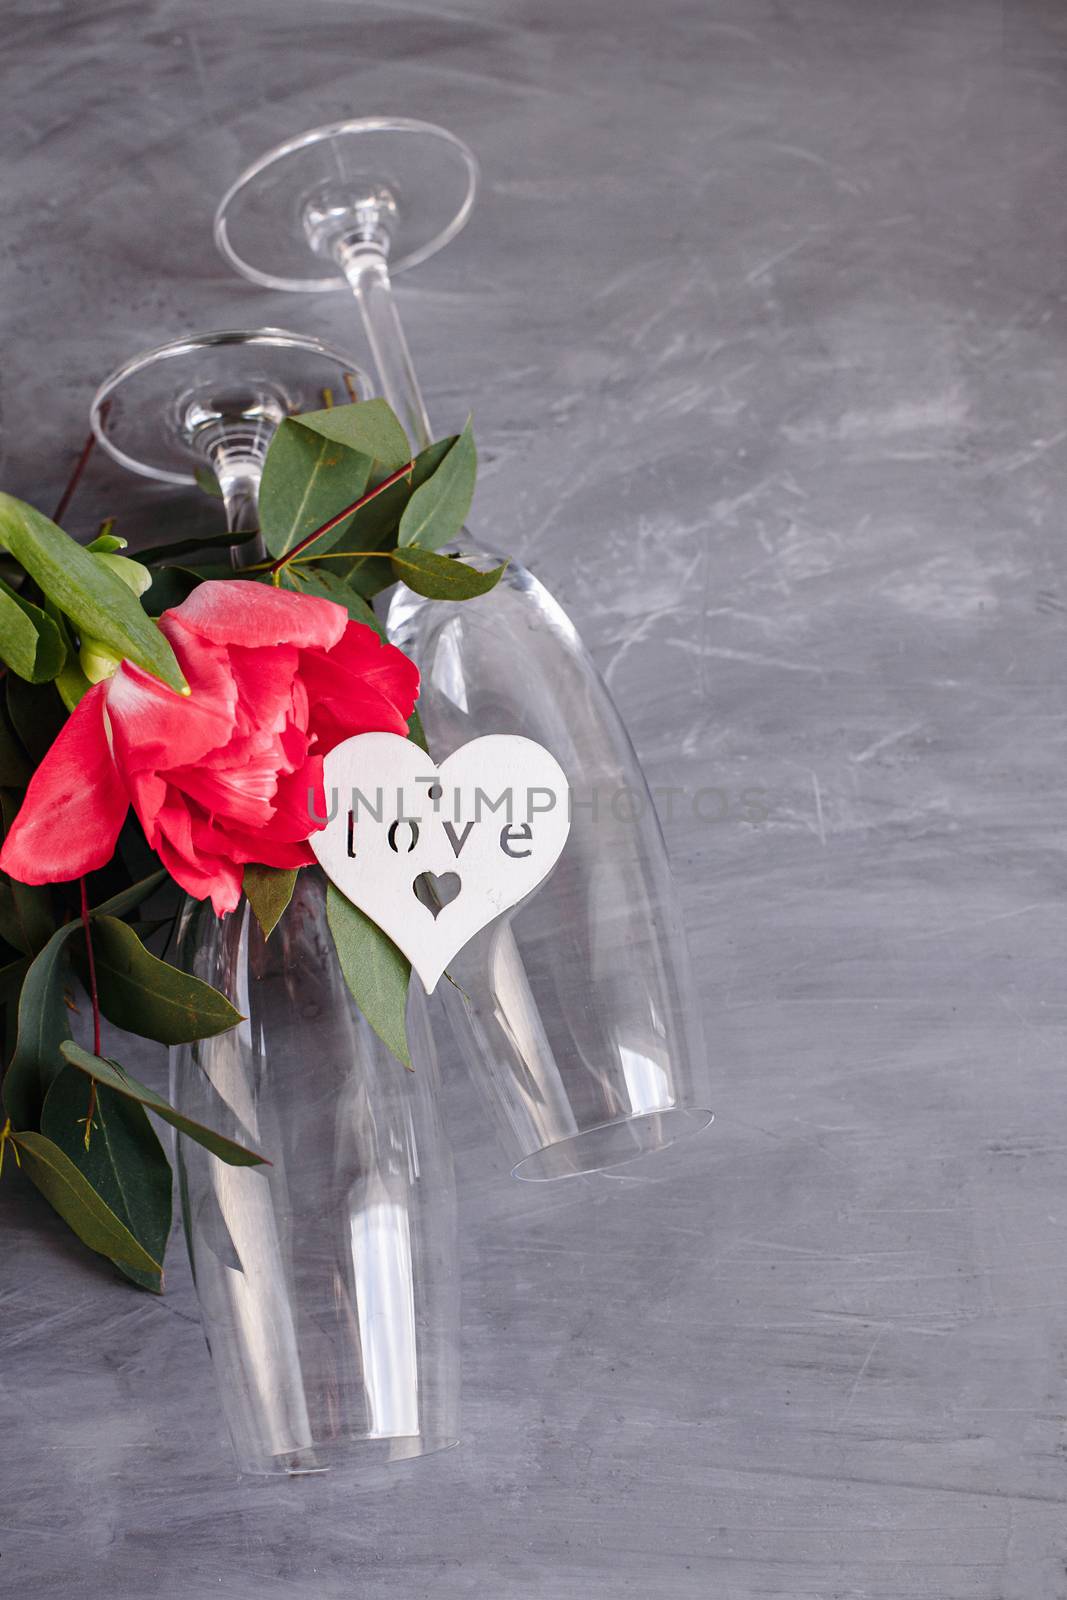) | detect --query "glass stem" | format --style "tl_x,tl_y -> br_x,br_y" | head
338,243 -> 434,452
207,437 -> 267,569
